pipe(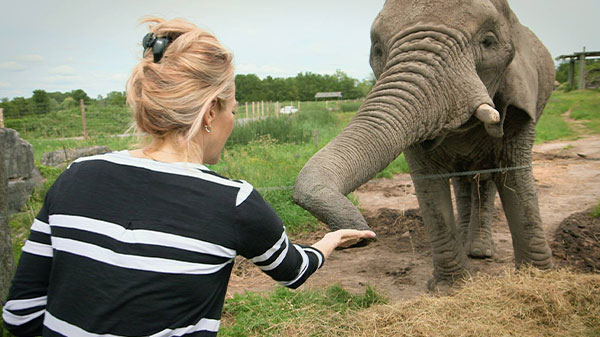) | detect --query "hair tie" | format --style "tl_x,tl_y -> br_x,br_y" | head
142,33 -> 172,63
